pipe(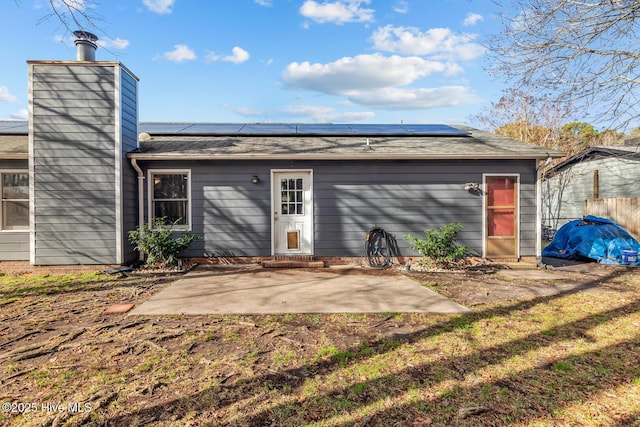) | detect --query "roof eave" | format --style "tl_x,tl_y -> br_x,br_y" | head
127,152 -> 563,161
